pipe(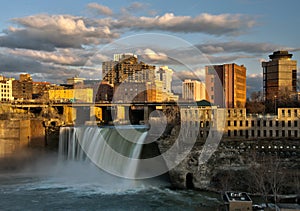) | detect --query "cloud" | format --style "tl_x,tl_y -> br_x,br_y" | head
121,2 -> 149,14
196,41 -> 297,55
174,68 -> 205,81
0,51 -> 77,82
246,73 -> 263,97
0,47 -> 104,83
5,48 -> 90,66
0,10 -> 257,53
0,14 -> 119,51
87,3 -> 113,16
104,13 -> 255,35
136,48 -> 169,63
